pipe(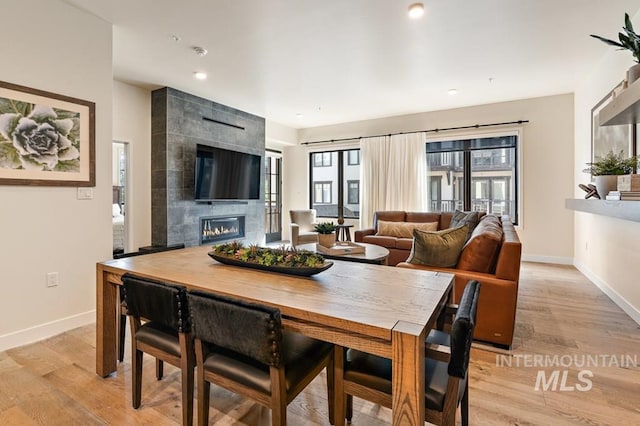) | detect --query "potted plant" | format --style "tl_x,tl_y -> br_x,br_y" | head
590,13 -> 640,83
314,221 -> 336,247
583,150 -> 638,198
